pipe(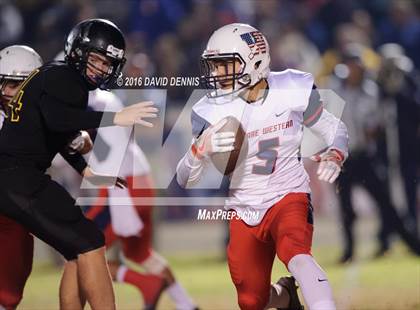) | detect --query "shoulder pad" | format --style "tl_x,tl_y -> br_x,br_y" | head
268,69 -> 313,90
286,69 -> 314,89
41,61 -> 88,108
